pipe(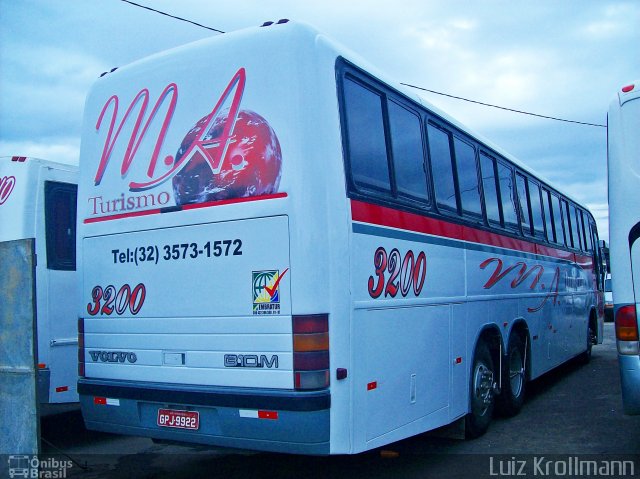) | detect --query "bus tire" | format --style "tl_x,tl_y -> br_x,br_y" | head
580,321 -> 595,364
497,333 -> 526,417
465,340 -> 495,439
